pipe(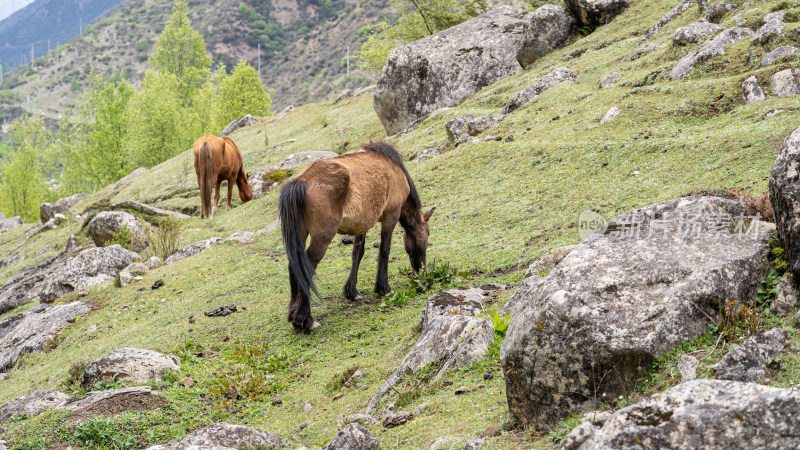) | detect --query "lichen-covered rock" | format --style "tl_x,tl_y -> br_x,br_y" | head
118,262 -> 148,287
752,18 -> 785,45
87,211 -> 148,251
446,115 -> 504,140
164,237 -> 224,265
671,19 -> 724,45
772,274 -> 798,316
145,256 -> 162,269
670,27 -> 754,79
762,45 -> 797,66
501,197 -> 774,428
0,216 -> 23,235
503,68 -> 578,114
345,413 -> 378,426
0,391 -> 69,423
322,423 -> 380,450
110,201 -> 190,219
374,6 -> 576,134
710,327 -> 786,382
366,315 -> 493,413
599,72 -> 622,88
248,151 -> 338,199
706,2 -> 737,23
770,69 -> 799,97
147,423 -> 284,449
678,355 -> 698,382
770,128 -> 800,281
742,75 -> 766,104
40,193 -> 89,224
81,348 -> 181,389
415,148 -> 441,163
335,89 -> 354,102
219,114 -> 257,137
226,231 -> 255,245
525,245 -> 577,277
0,302 -> 91,372
564,380 -> 800,449
565,0 -> 629,28
418,287 -> 490,331
0,245 -> 138,313
600,106 -> 621,124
